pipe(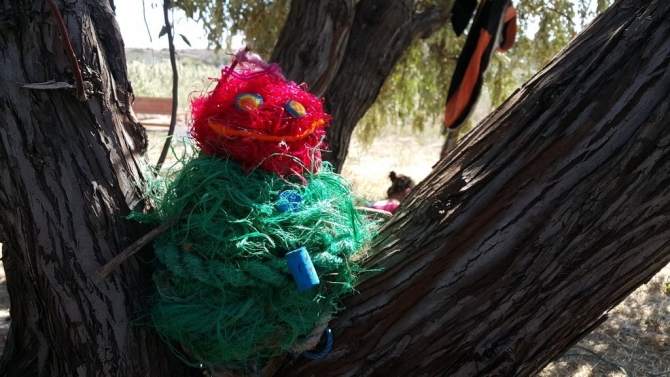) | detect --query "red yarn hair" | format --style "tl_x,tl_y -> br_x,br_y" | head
190,55 -> 330,176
